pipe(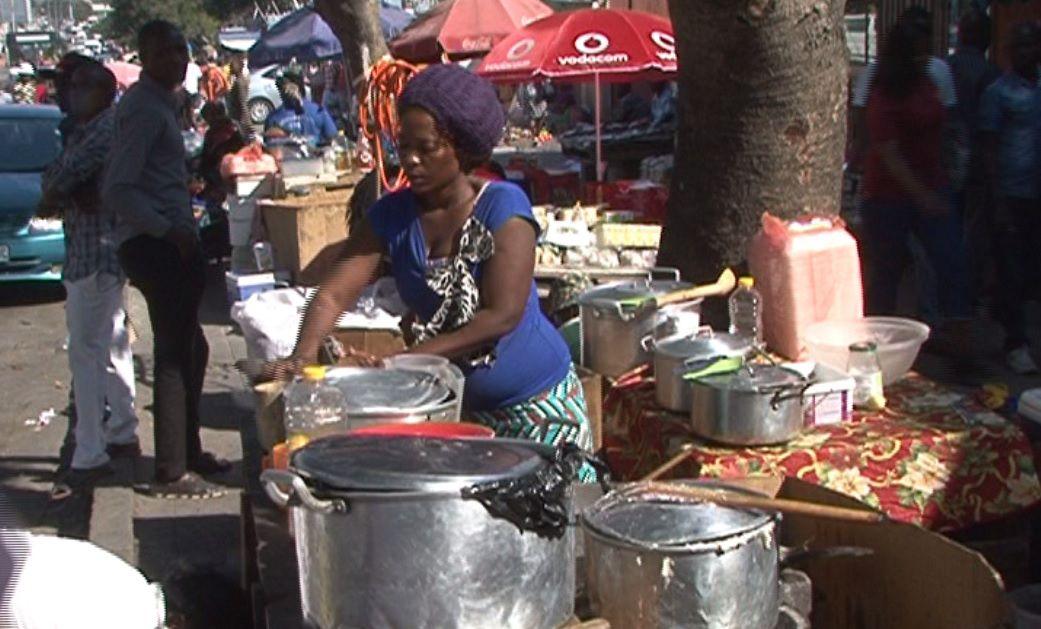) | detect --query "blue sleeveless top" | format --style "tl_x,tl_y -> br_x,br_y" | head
367,181 -> 571,411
